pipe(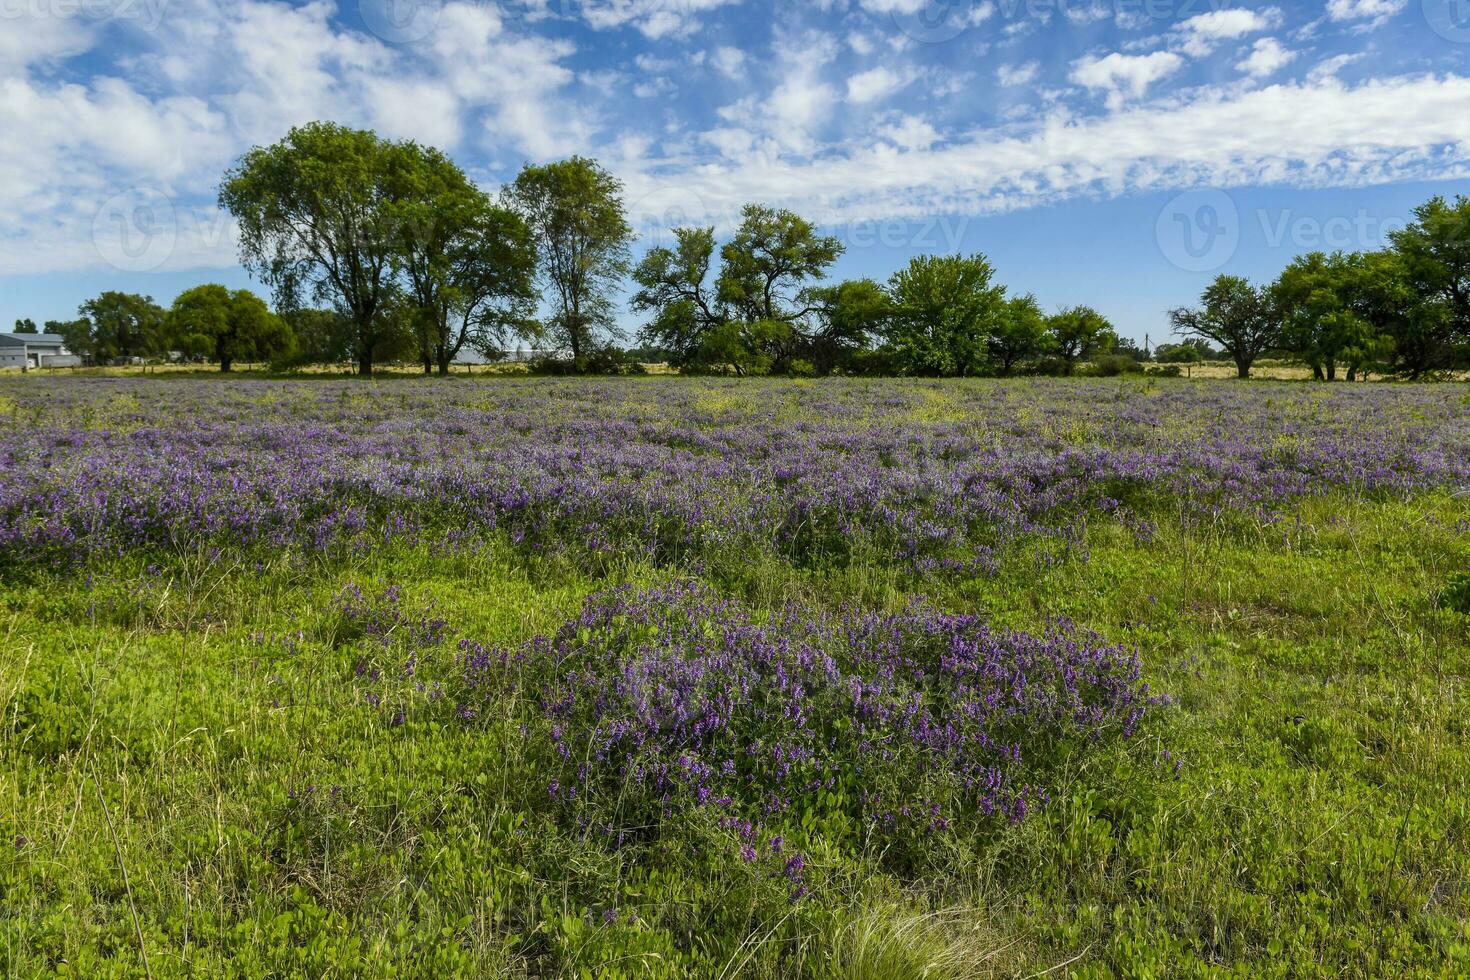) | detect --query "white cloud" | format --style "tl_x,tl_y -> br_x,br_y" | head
767,78 -> 837,139
579,0 -> 739,38
1237,39 -> 1296,79
701,126 -> 757,158
0,0 -> 596,274
1071,52 -> 1184,108
717,31 -> 839,153
655,73 -> 1470,234
1174,8 -> 1281,57
998,62 -> 1040,87
876,115 -> 940,151
847,66 -> 913,103
1307,53 -> 1364,83
857,0 -> 994,27
0,15 -> 94,71
363,77 -> 463,147
710,46 -> 745,79
1325,0 -> 1407,25
634,77 -> 676,98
